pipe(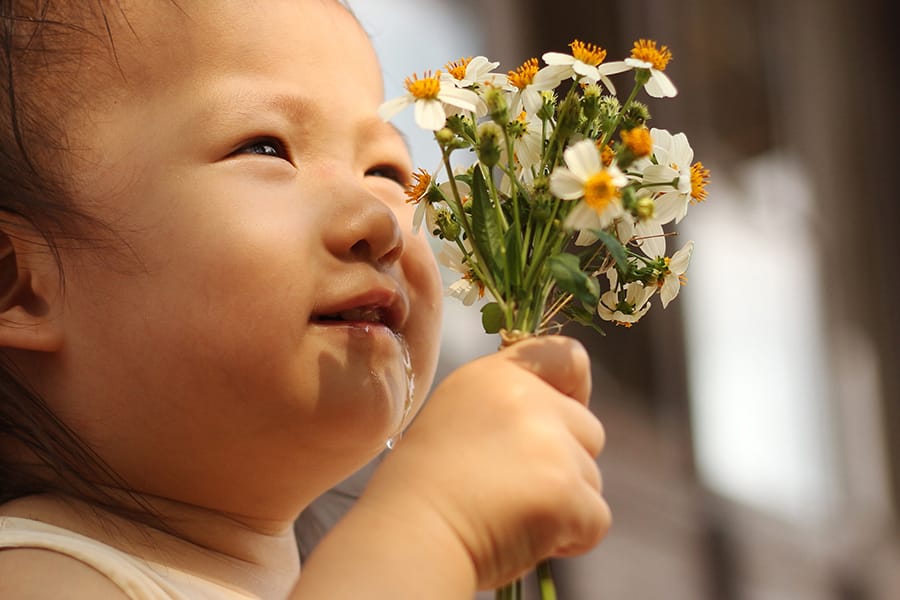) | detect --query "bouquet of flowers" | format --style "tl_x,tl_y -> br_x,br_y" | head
379,38 -> 709,599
